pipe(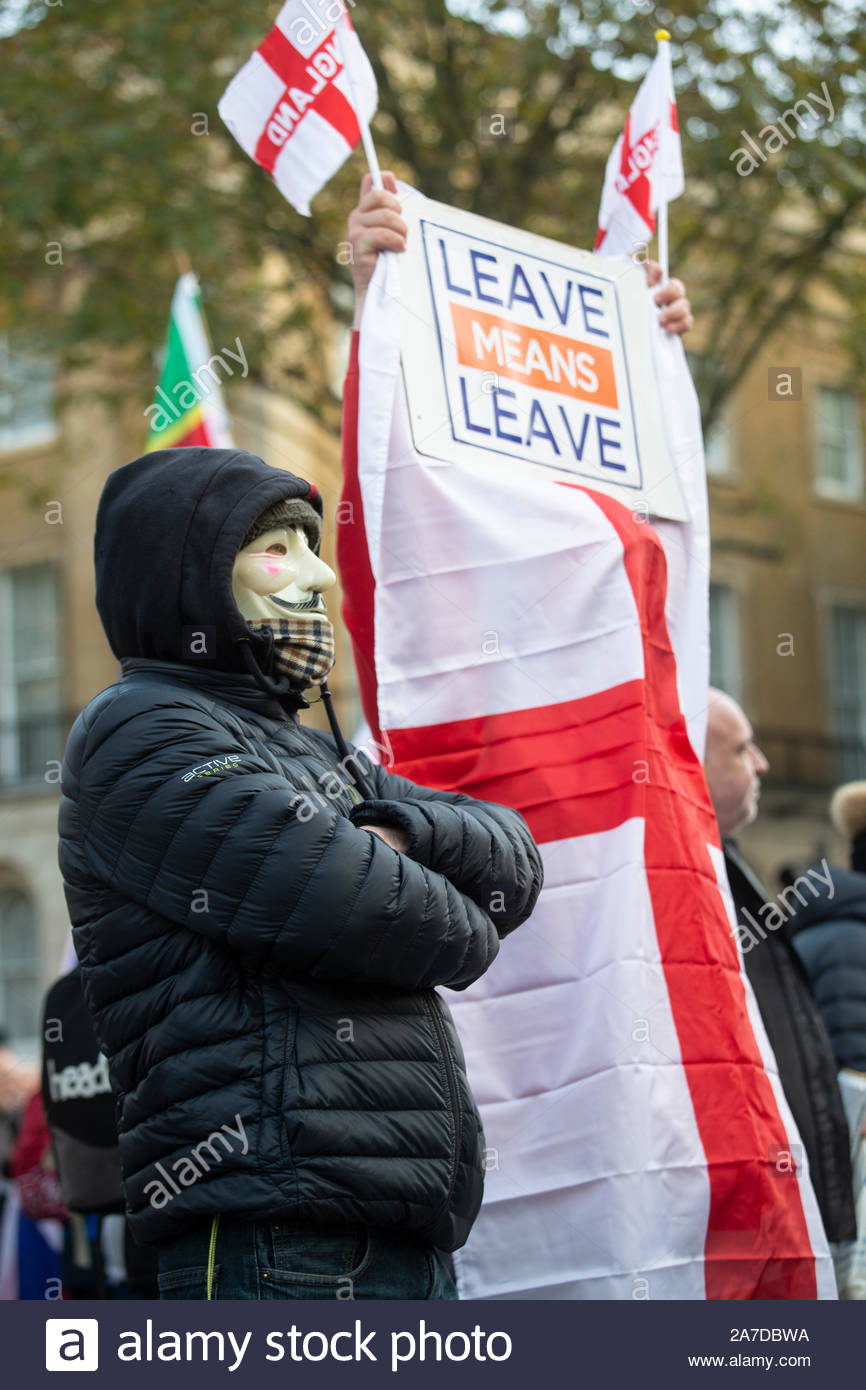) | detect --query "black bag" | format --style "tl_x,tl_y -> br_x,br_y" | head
41,968 -> 124,1215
